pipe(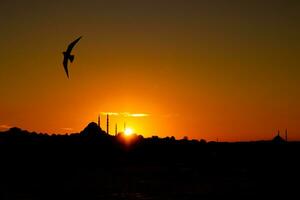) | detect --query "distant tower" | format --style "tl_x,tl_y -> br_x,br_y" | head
124,122 -> 126,132
98,115 -> 101,128
115,124 -> 118,136
106,114 -> 109,134
285,129 -> 288,142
